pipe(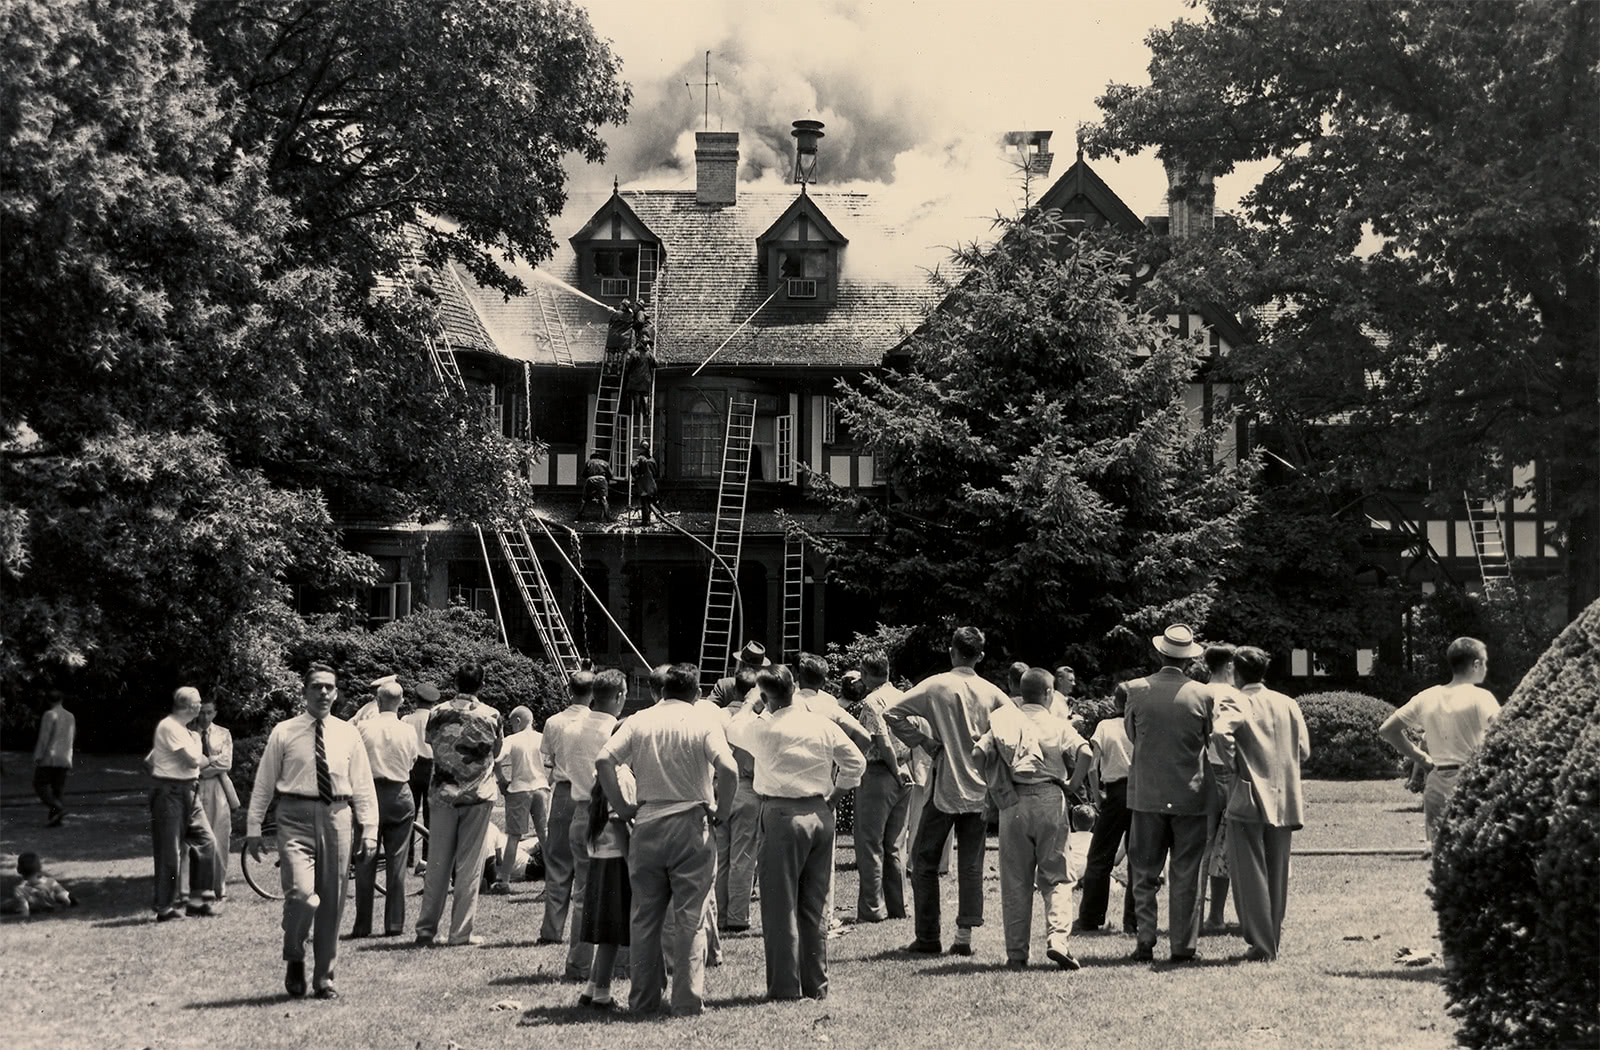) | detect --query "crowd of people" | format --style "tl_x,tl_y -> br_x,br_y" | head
19,626 -> 1501,1016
